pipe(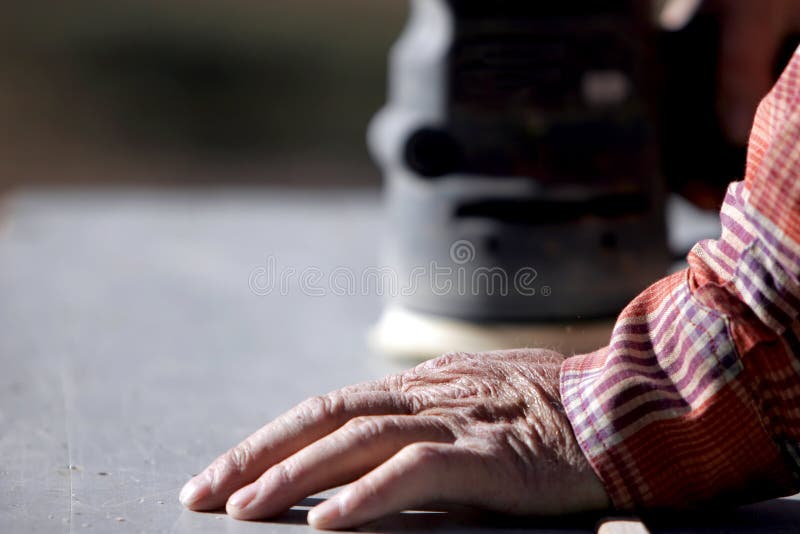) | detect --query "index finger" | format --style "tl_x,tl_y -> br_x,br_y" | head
180,386 -> 410,511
